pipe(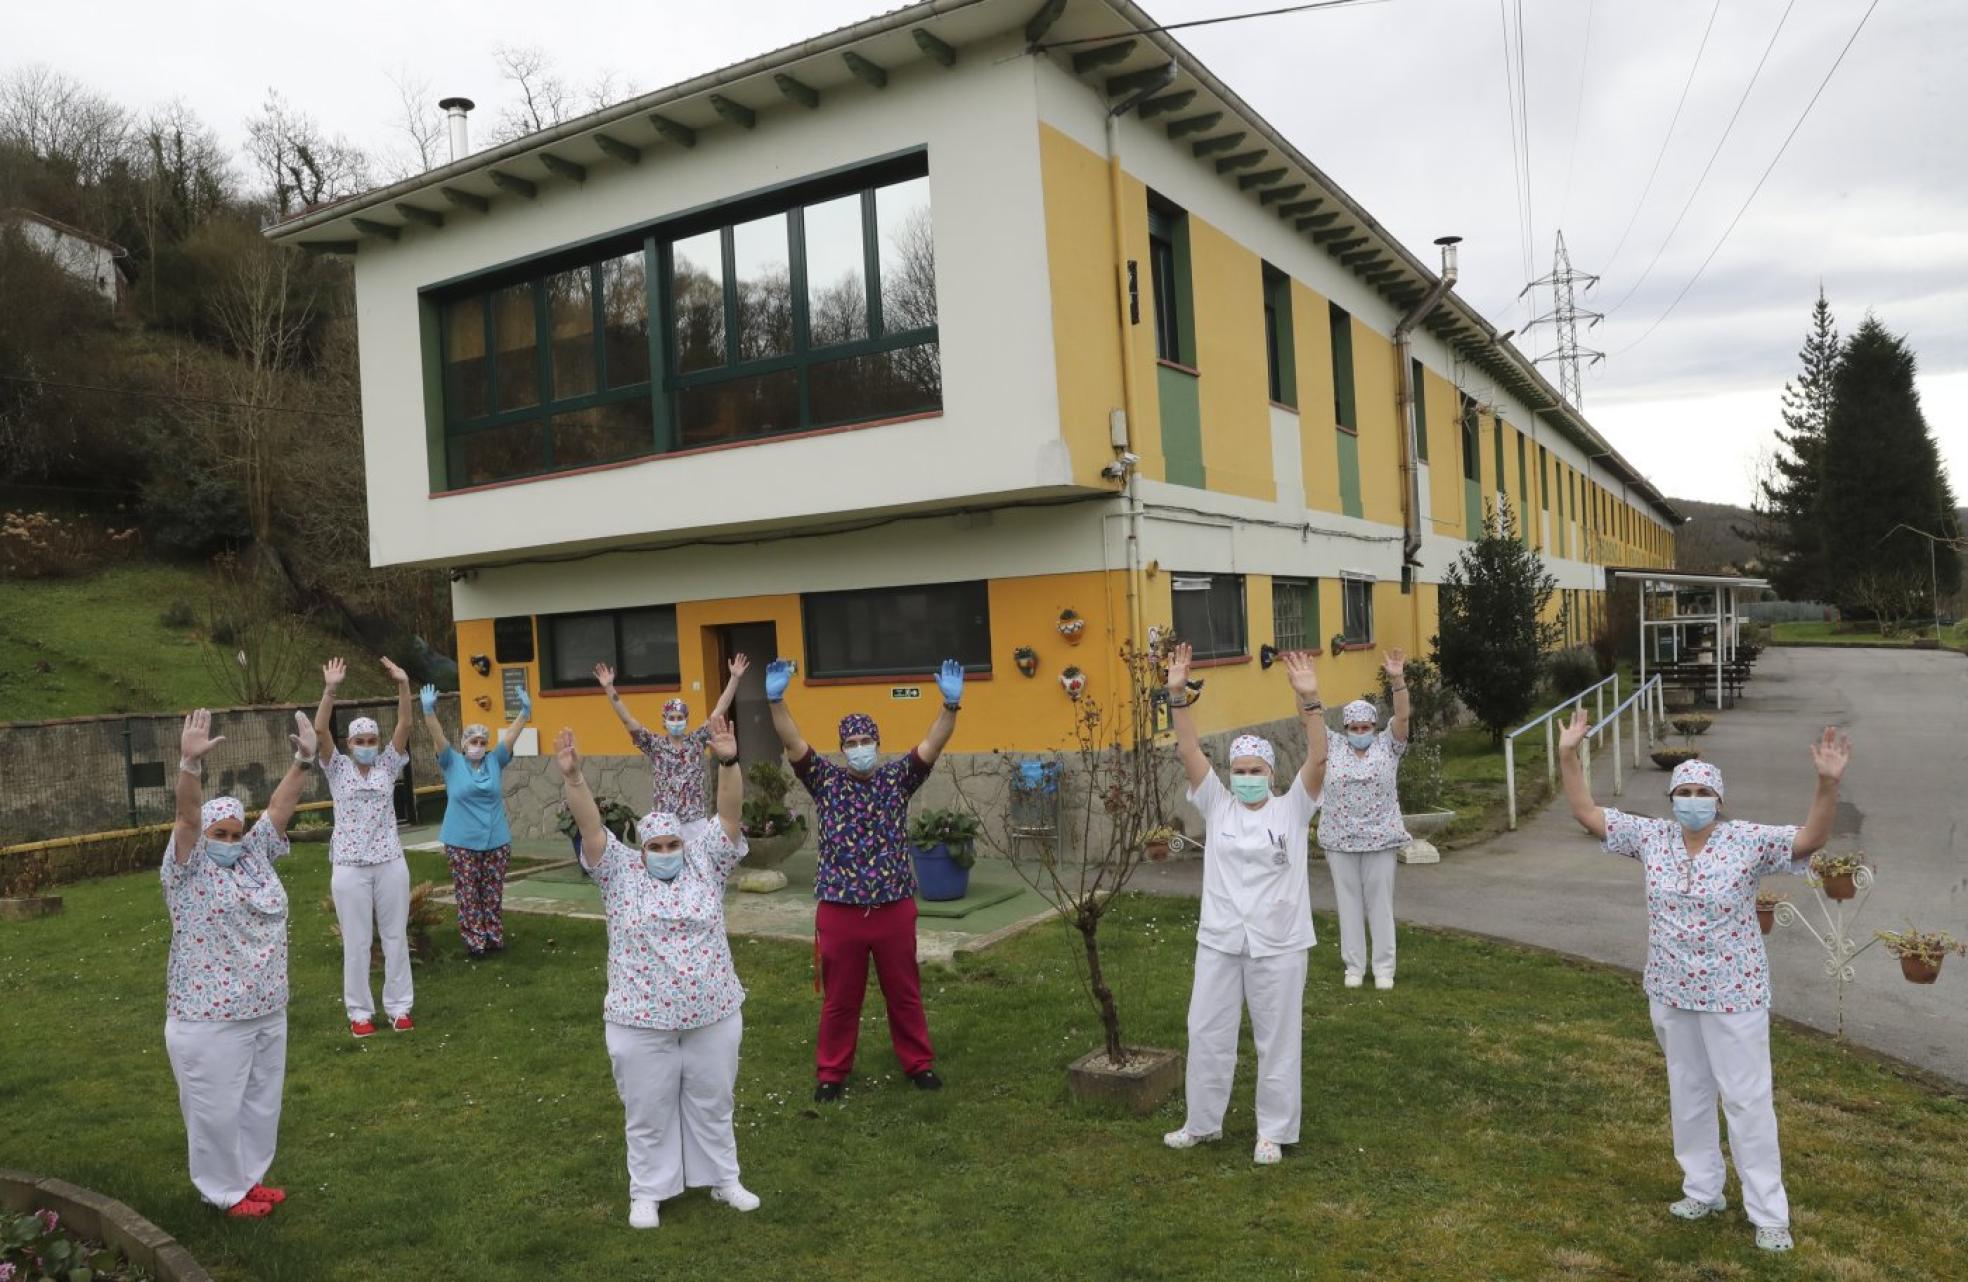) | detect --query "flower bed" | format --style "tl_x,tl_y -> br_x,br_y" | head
0,1172 -> 210,1281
